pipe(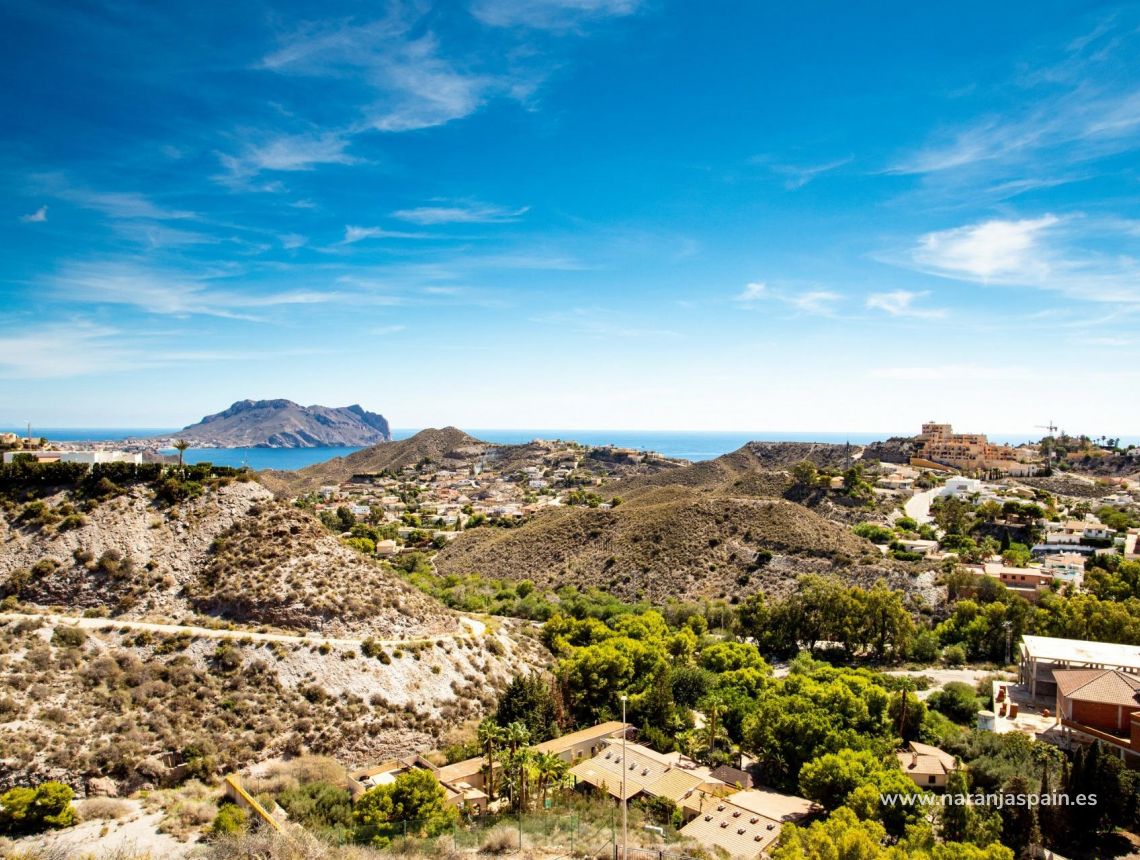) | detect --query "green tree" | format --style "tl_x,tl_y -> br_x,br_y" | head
354,769 -> 459,843
0,781 -> 76,834
495,674 -> 559,741
792,460 -> 818,487
997,775 -> 1039,859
